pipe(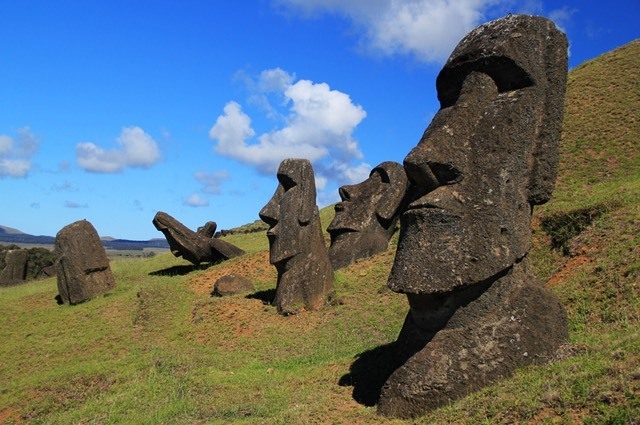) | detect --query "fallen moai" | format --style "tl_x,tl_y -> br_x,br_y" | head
55,220 -> 116,305
327,161 -> 409,270
378,14 -> 569,418
259,158 -> 334,315
152,212 -> 245,265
